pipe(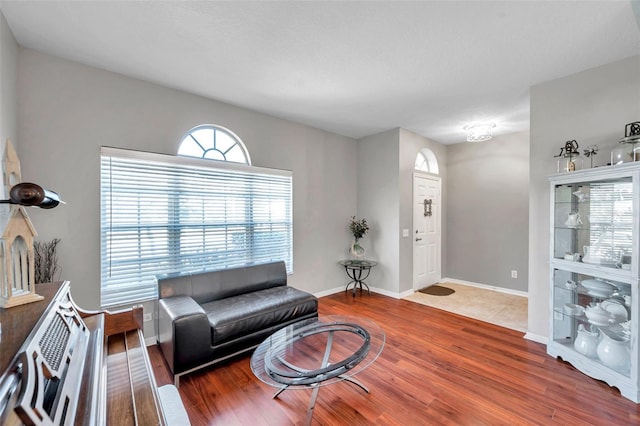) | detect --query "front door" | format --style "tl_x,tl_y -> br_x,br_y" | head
413,174 -> 441,290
